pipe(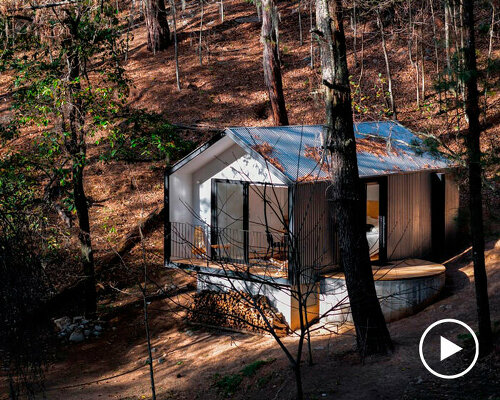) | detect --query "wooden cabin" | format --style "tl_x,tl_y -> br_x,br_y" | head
164,122 -> 459,329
